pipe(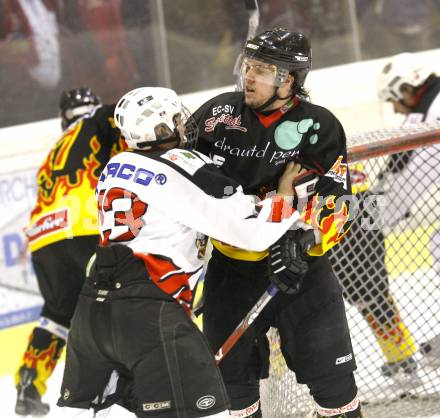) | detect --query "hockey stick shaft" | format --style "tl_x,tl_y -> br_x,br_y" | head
215,283 -> 278,364
233,0 -> 260,82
